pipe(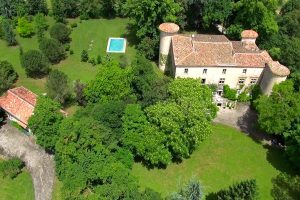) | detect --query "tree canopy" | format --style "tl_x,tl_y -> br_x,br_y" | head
0,60 -> 17,95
